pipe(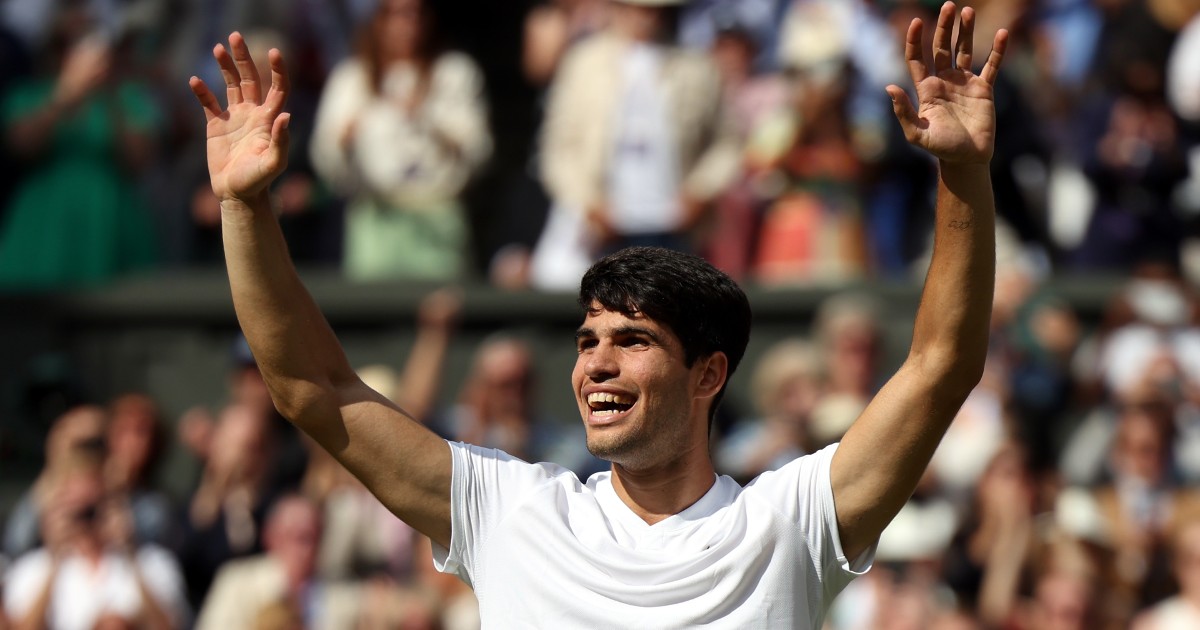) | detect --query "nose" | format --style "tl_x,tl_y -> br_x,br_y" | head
583,341 -> 619,381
